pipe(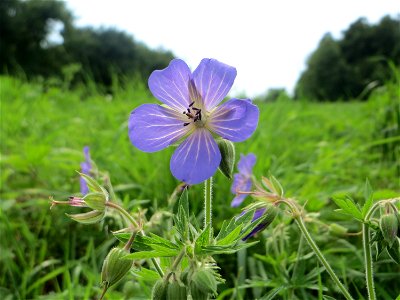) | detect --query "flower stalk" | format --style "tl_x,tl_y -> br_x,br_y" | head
204,177 -> 213,242
280,199 -> 354,300
105,201 -> 164,277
